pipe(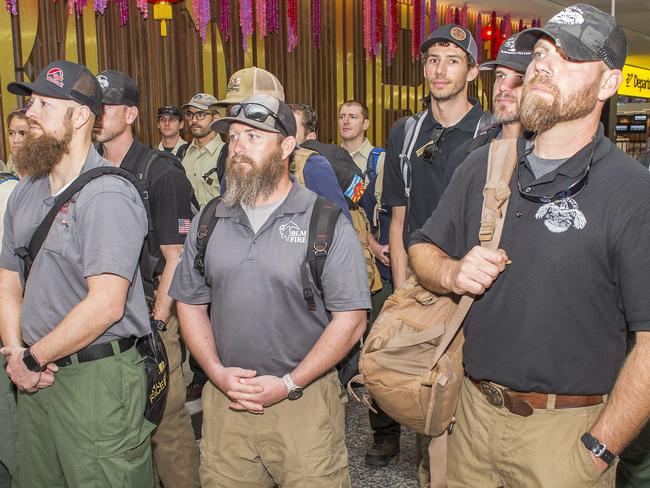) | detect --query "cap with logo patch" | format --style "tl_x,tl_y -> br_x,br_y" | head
212,67 -> 285,109
181,93 -> 219,111
515,4 -> 627,70
8,60 -> 103,117
480,34 -> 532,73
211,94 -> 297,138
96,70 -> 139,107
157,105 -> 182,120
420,24 -> 478,64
